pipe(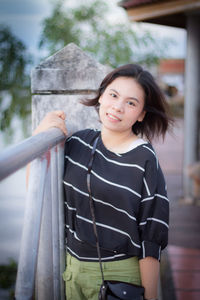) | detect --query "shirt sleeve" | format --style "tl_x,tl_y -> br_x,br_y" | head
138,158 -> 169,261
